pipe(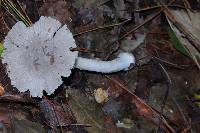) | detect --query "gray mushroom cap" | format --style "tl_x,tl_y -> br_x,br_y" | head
2,16 -> 78,97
